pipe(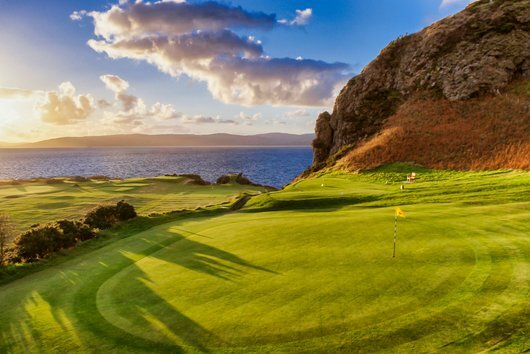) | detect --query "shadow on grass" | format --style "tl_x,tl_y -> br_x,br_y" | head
153,231 -> 278,281
3,228 -> 276,352
245,195 -> 381,212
